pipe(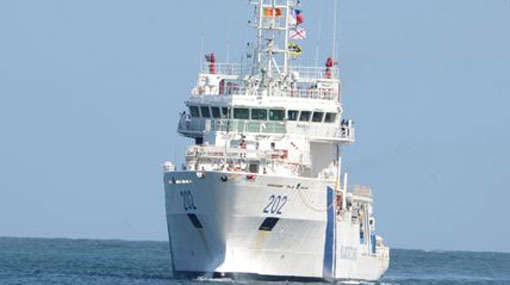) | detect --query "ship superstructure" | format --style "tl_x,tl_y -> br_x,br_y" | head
163,0 -> 389,281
